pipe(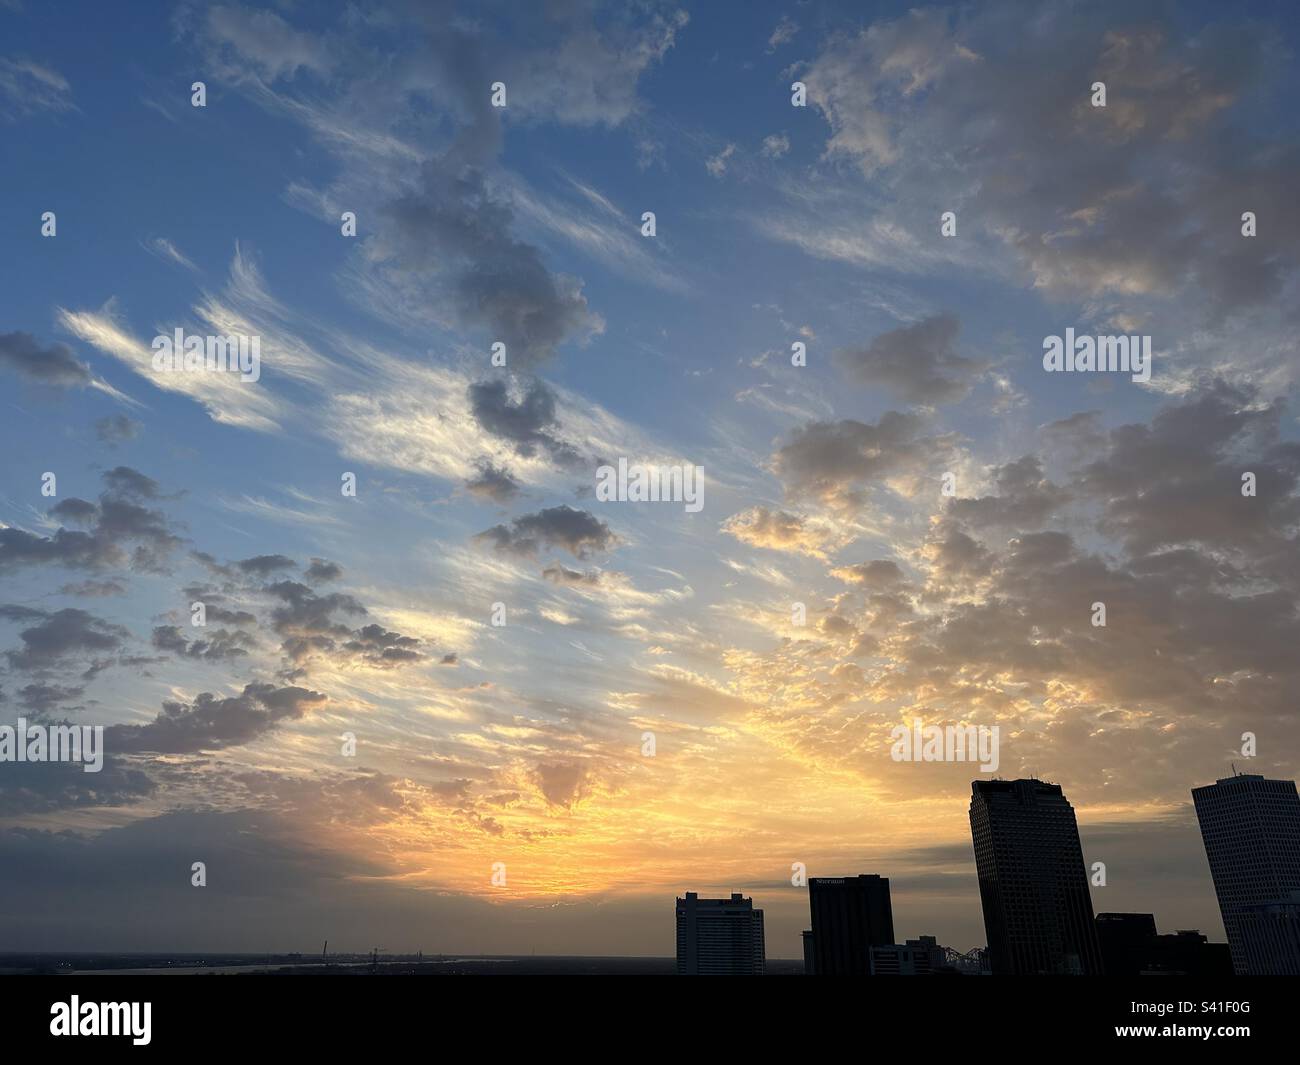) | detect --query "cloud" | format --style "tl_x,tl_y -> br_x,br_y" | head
0,758 -> 156,816
706,143 -> 736,178
94,414 -> 142,444
466,460 -> 523,503
341,624 -> 422,667
0,55 -> 73,121
767,17 -> 799,53
947,456 -> 1070,530
202,3 -> 336,81
304,558 -> 342,582
1,606 -> 129,671
773,413 -> 958,510
58,579 -> 126,598
140,236 -> 198,272
374,160 -> 601,366
475,505 -> 617,561
506,174 -> 686,292
16,681 -> 85,715
1073,379 -> 1300,565
541,563 -> 603,587
0,331 -> 91,387
107,681 -> 327,755
799,5 -> 1299,320
234,554 -> 296,577
831,560 -> 907,588
102,466 -> 163,500
721,506 -> 841,559
481,4 -> 689,127
151,624 -> 255,661
57,298 -> 284,431
534,761 -> 591,808
468,377 -> 582,467
760,133 -> 790,159
260,579 -> 428,671
834,313 -> 979,405
803,9 -> 969,174
264,579 -> 364,663
1,466 -> 184,576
